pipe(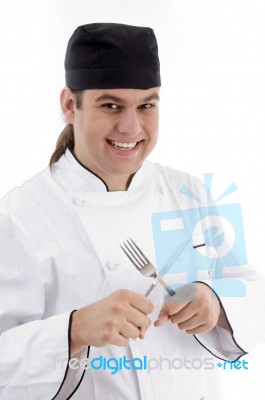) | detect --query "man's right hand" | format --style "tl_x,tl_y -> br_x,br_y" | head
70,289 -> 154,356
